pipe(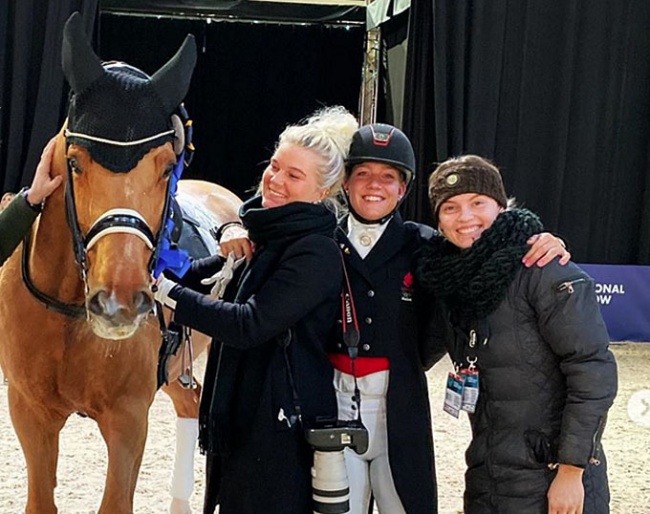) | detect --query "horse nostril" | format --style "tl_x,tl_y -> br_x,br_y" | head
87,289 -> 153,325
134,290 -> 155,316
87,290 -> 109,316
